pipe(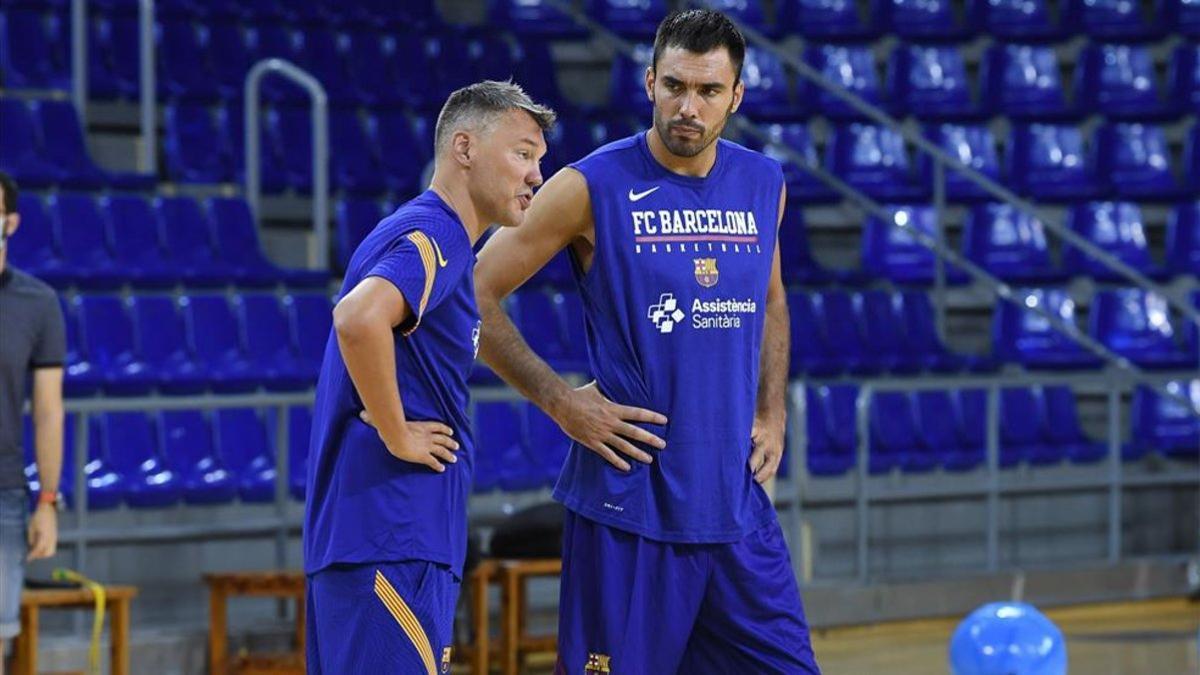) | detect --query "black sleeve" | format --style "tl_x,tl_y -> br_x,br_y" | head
31,293 -> 66,368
